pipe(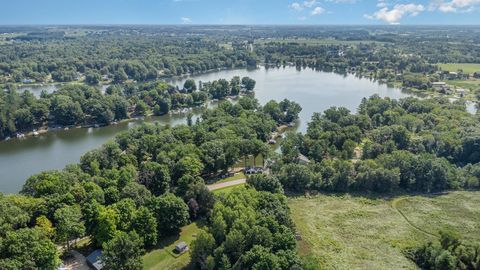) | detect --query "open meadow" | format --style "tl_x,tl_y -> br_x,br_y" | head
288,191 -> 480,270
437,63 -> 480,74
